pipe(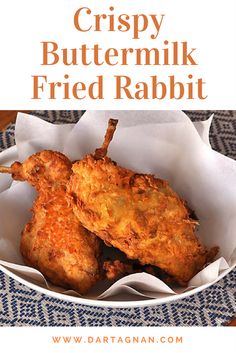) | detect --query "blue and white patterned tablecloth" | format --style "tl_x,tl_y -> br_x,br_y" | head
0,110 -> 235,326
